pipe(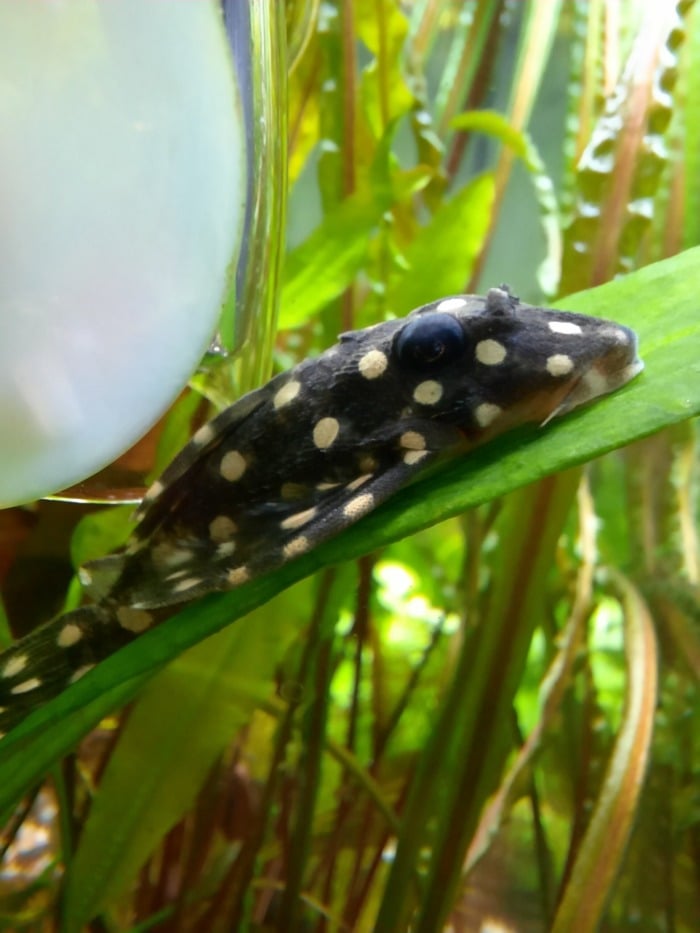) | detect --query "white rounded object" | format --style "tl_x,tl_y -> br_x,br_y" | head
0,0 -> 246,506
